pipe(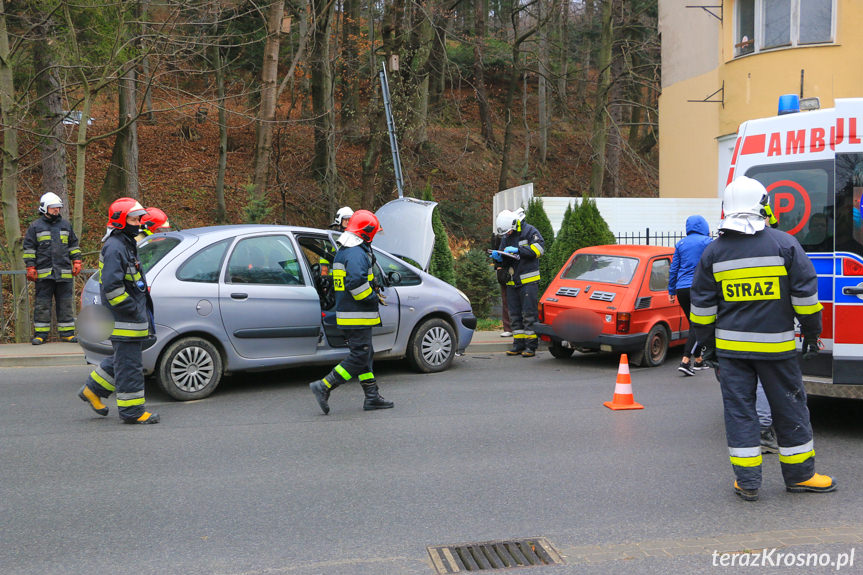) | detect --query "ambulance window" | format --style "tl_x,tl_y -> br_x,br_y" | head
834,153 -> 863,257
747,160 -> 833,252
